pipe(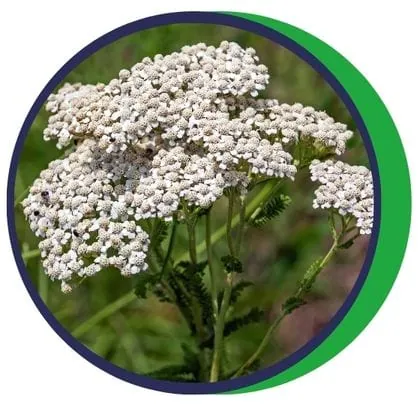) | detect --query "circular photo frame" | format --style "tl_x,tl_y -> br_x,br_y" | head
7,11 -> 410,394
